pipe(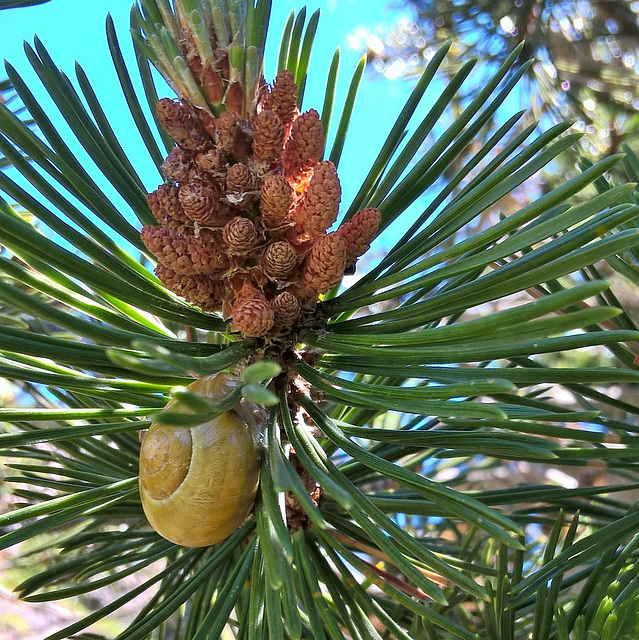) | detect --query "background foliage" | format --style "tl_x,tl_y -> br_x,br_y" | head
365,0 -> 639,157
